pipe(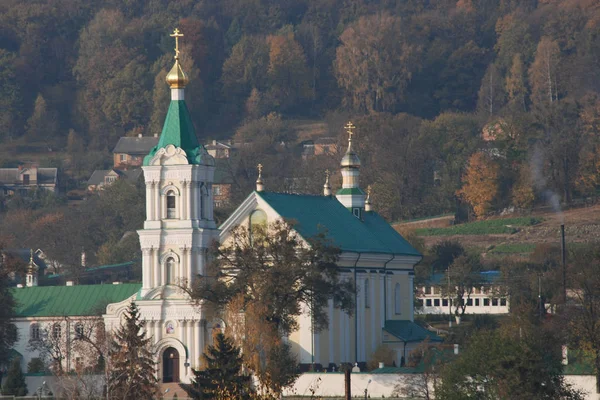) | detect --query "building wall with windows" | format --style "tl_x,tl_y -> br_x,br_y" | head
416,283 -> 509,315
